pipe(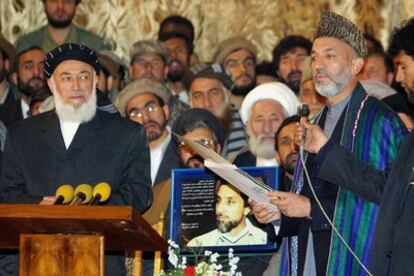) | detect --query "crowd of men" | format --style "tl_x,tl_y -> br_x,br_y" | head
0,0 -> 414,275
